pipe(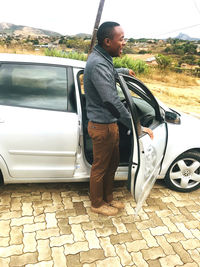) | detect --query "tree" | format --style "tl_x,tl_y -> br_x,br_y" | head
155,54 -> 172,69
